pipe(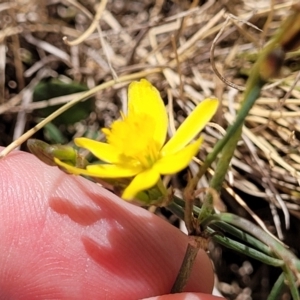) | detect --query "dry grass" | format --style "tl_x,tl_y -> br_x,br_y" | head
1,0 -> 300,298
